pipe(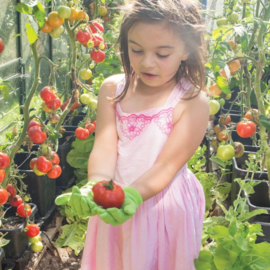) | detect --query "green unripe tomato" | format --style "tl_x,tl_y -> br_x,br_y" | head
79,68 -> 92,80
209,100 -> 220,115
217,144 -> 235,161
225,93 -> 232,100
216,18 -> 228,27
80,93 -> 92,105
89,98 -> 97,110
98,6 -> 108,16
57,6 -> 71,19
49,26 -> 64,38
31,241 -> 44,252
228,12 -> 239,23
28,235 -> 41,244
218,98 -> 225,107
241,0 -> 249,3
33,165 -> 46,176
